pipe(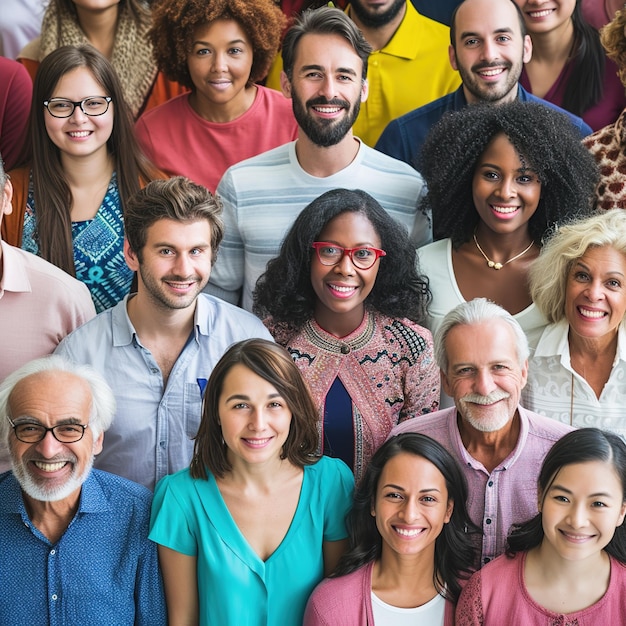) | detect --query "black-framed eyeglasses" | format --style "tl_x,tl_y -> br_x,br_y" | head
6,416 -> 89,443
43,96 -> 112,118
312,242 -> 386,270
